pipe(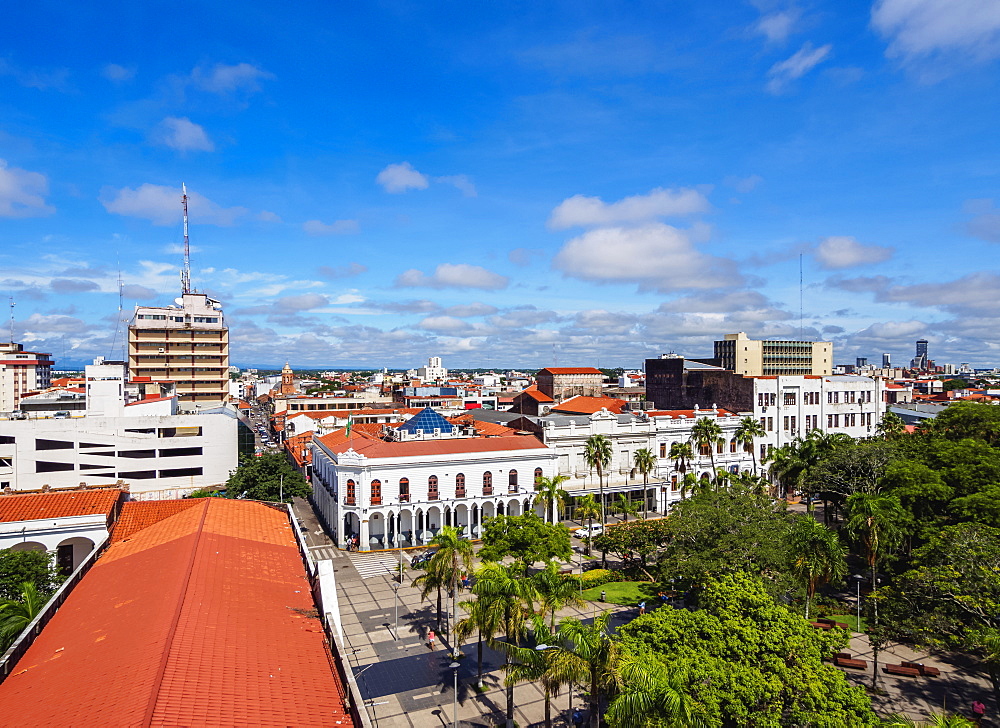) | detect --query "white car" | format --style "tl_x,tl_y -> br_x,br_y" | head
573,524 -> 604,539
